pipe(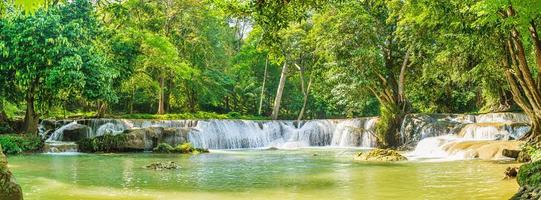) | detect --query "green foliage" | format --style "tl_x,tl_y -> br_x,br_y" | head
153,143 -> 174,153
524,144 -> 541,162
153,142 -> 209,154
517,160 -> 541,187
77,134 -> 126,153
120,111 -> 268,120
0,134 -> 42,154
